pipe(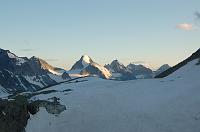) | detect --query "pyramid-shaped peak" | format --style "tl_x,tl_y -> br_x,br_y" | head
111,59 -> 123,65
80,55 -> 93,64
70,55 -> 93,70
